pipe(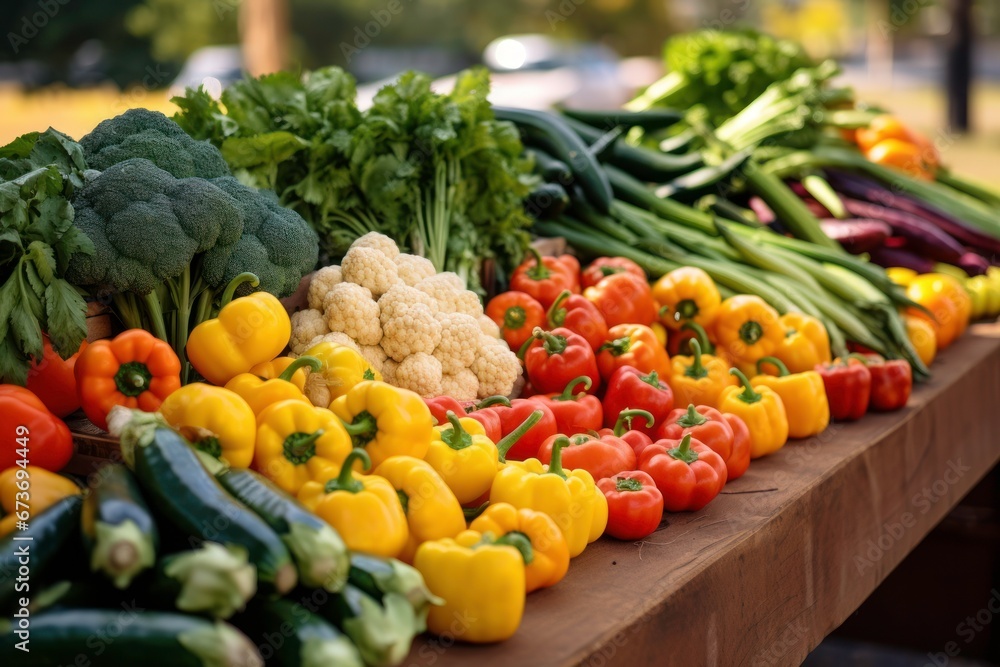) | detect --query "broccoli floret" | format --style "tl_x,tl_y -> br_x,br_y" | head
80,109 -> 230,179
209,176 -> 319,297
